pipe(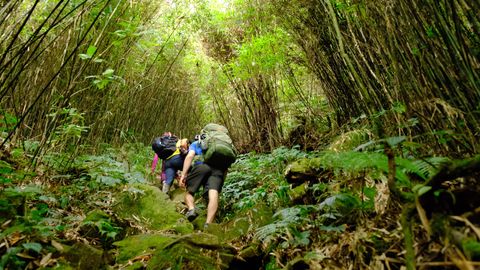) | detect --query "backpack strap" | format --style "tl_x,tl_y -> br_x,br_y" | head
165,138 -> 189,160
